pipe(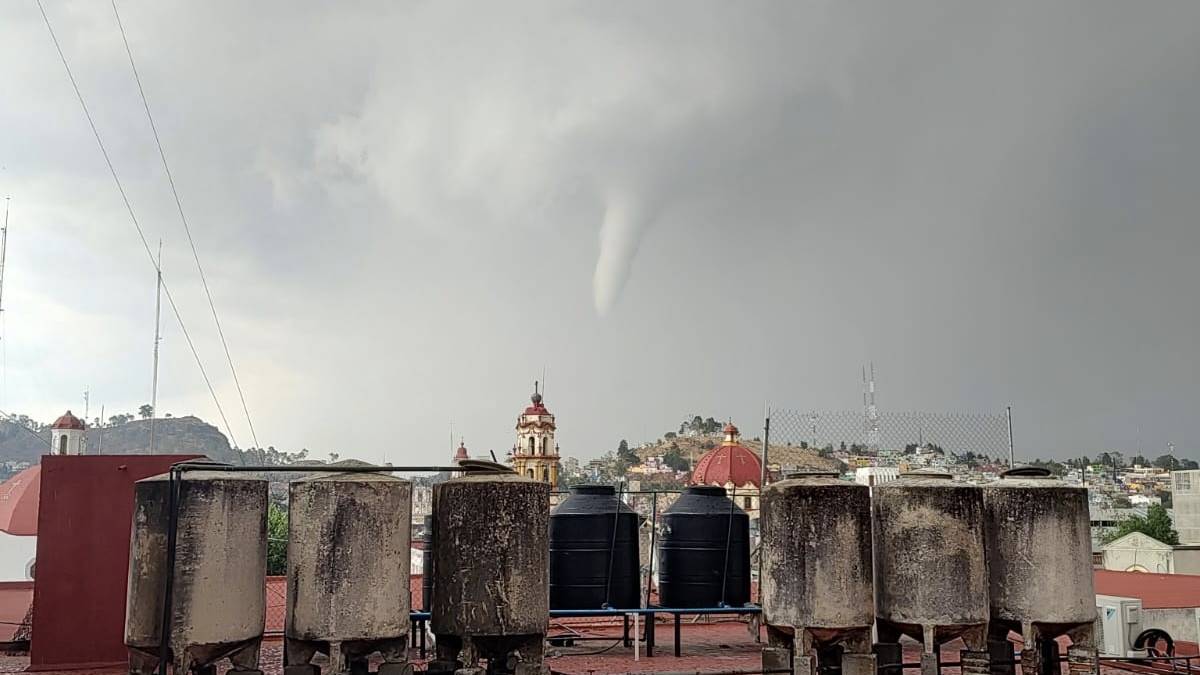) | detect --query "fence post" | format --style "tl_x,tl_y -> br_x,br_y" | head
758,411 -> 770,606
1006,406 -> 1015,468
